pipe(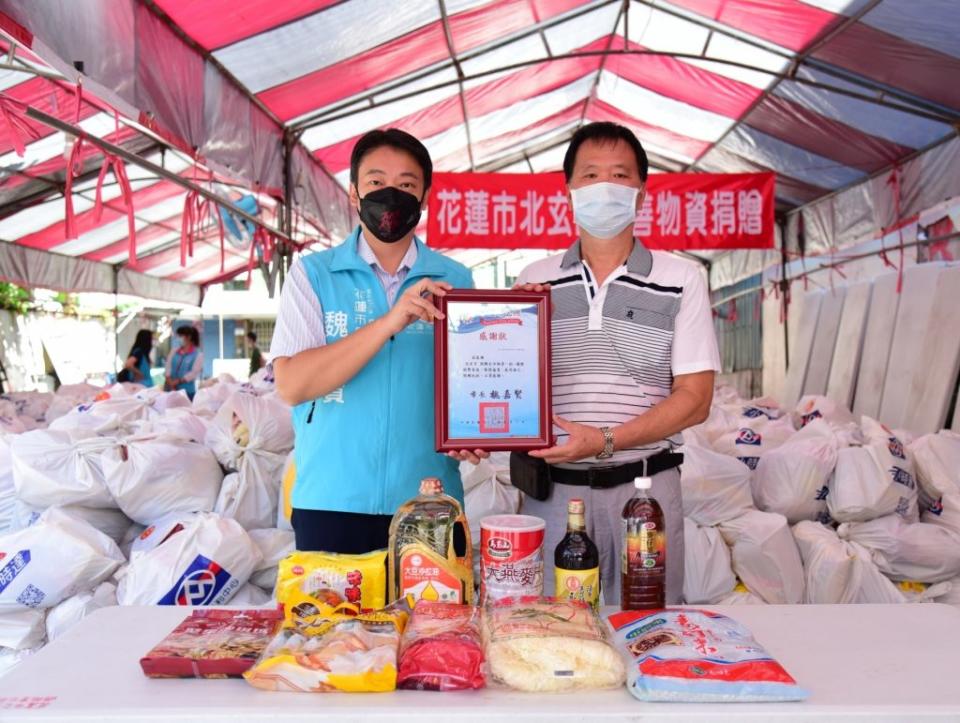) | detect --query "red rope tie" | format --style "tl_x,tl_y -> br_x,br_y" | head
0,94 -> 40,157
